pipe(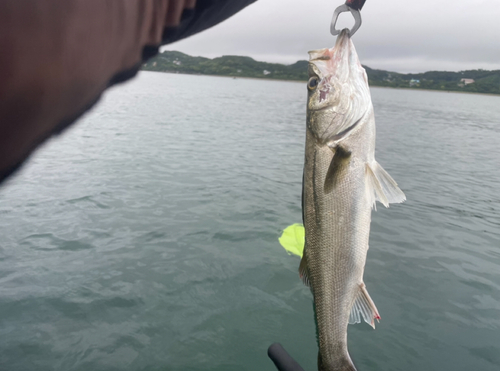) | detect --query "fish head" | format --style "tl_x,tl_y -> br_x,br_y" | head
306,29 -> 371,143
